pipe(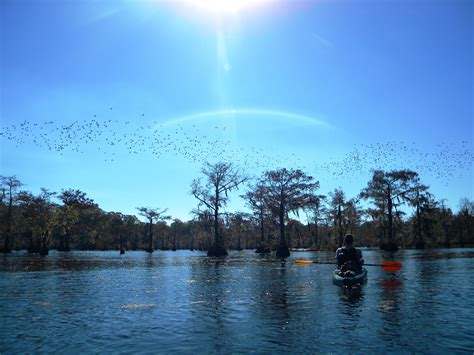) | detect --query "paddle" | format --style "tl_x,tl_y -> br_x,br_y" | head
294,259 -> 402,271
